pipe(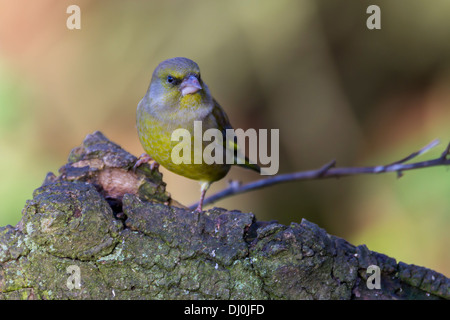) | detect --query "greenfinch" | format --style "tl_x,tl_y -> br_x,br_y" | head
135,57 -> 260,211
